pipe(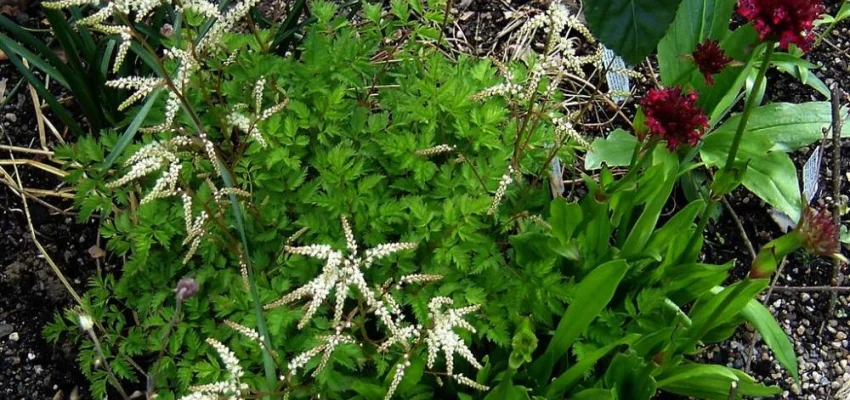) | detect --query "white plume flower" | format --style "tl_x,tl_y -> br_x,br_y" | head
265,216 -> 417,329
424,297 -> 482,376
287,327 -> 355,376
179,338 -> 248,400
487,165 -> 515,216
